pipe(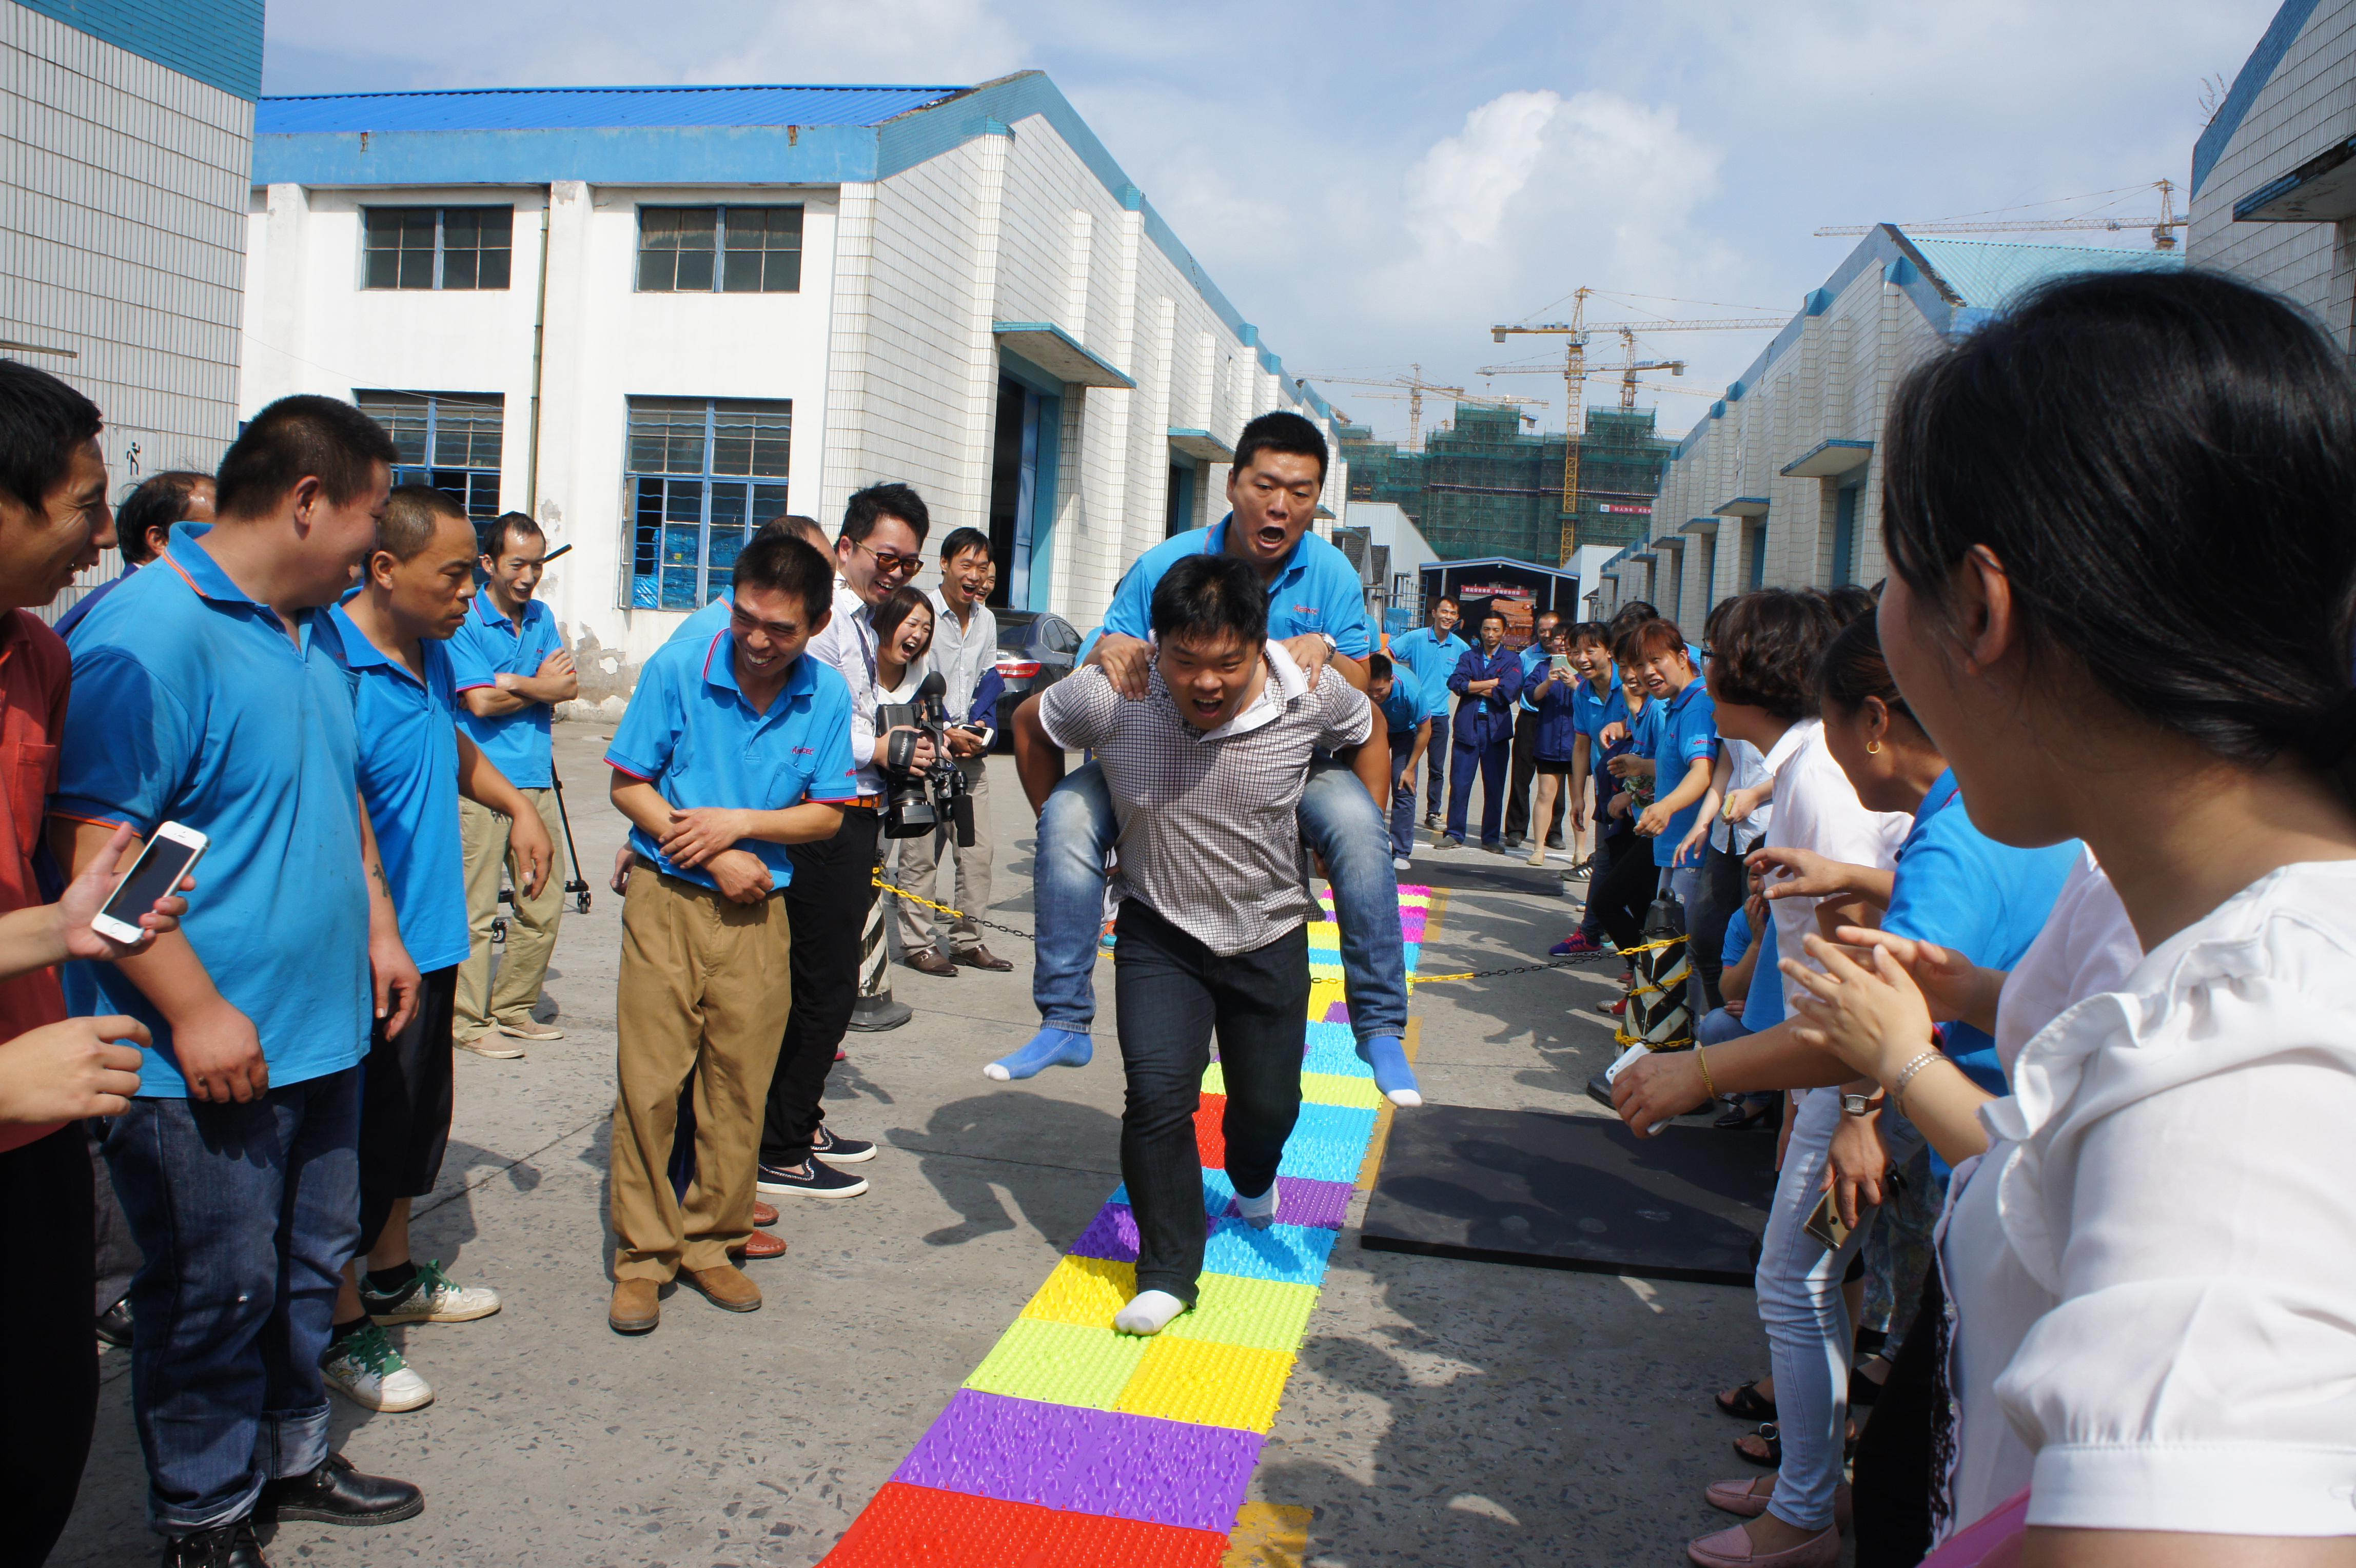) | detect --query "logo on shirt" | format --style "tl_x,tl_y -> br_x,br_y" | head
792,746 -> 815,755
1290,605 -> 1320,618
